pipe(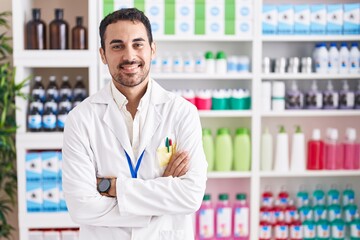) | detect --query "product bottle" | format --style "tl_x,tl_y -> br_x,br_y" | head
323,80 -> 339,109
195,52 -> 206,73
302,214 -> 316,240
278,186 -> 290,207
339,80 -> 355,109
28,106 -> 42,132
312,43 -> 320,72
31,76 -> 45,102
72,94 -> 83,109
49,8 -> 69,50
285,199 -> 297,224
328,42 -> 339,74
26,8 -> 46,49
307,129 -> 324,170
350,212 -> 360,240
233,128 -> 251,171
232,193 -> 249,240
260,188 -> 273,223
285,81 -> 303,109
315,42 -> 328,73
274,126 -> 289,172
196,194 -> 215,240
261,127 -> 273,171
215,51 -> 227,74
349,42 -> 360,74
59,76 -> 73,100
299,199 -> 313,223
289,213 -> 303,240
272,199 -> 285,224
290,126 -> 305,171
215,193 -> 232,239
305,81 -> 323,109
58,94 -> 72,112
313,200 -> 327,222
344,128 -> 357,169
182,89 -> 196,105
214,128 -> 233,171
183,52 -> 195,73
259,214 -> 272,240
343,185 -> 355,206
71,16 -> 87,50
355,80 -> 360,109
296,186 -> 309,209
42,106 -> 57,132
272,81 -> 286,111
339,42 -> 350,74
205,51 -> 215,74
328,199 -> 342,223
274,213 -> 288,240
324,128 -> 343,170
29,95 -> 44,115
57,106 -> 69,131
202,128 -> 215,172
195,89 -> 212,110
44,94 -> 58,115
327,185 -> 340,206
331,213 -> 345,240
344,199 -> 358,225
313,186 -> 326,206
46,75 -> 59,101
73,75 -> 87,100
316,218 -> 330,240
172,52 -> 183,73
161,52 -> 172,73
